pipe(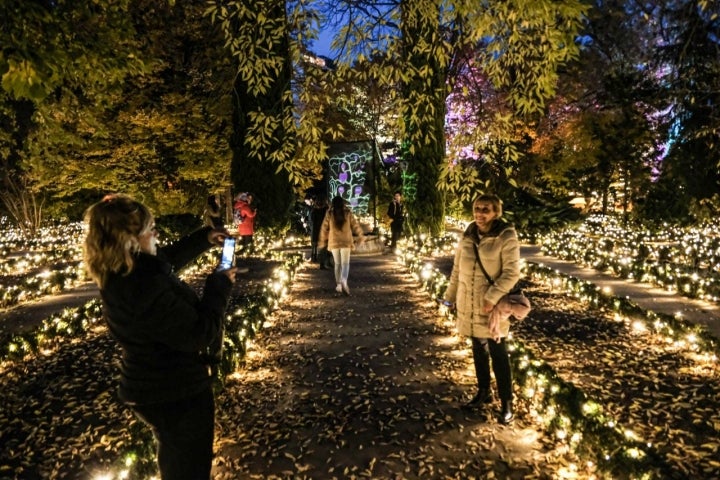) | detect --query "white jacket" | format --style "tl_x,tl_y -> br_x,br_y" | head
444,221 -> 521,338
